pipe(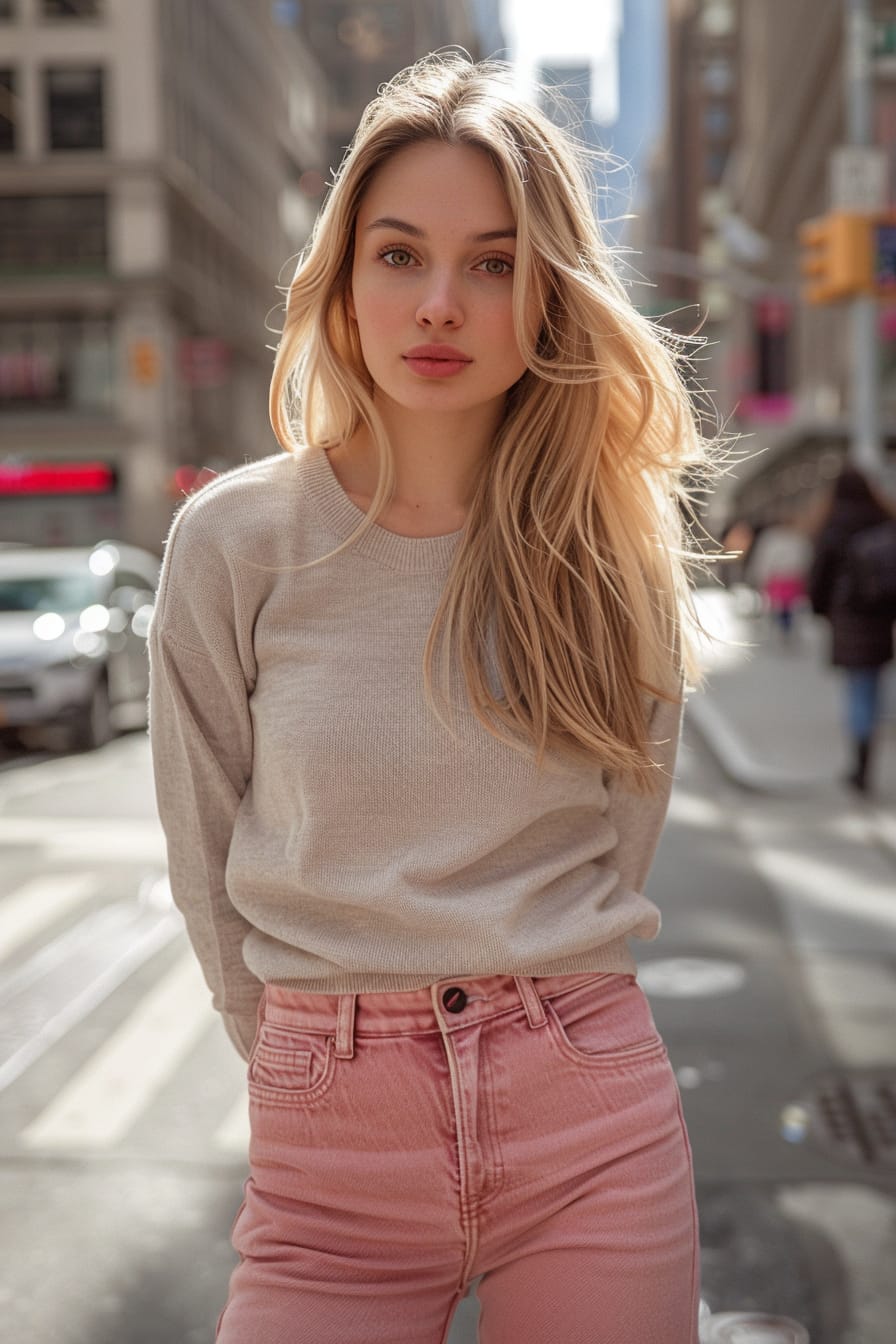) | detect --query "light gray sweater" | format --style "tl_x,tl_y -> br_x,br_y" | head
148,444 -> 683,1058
